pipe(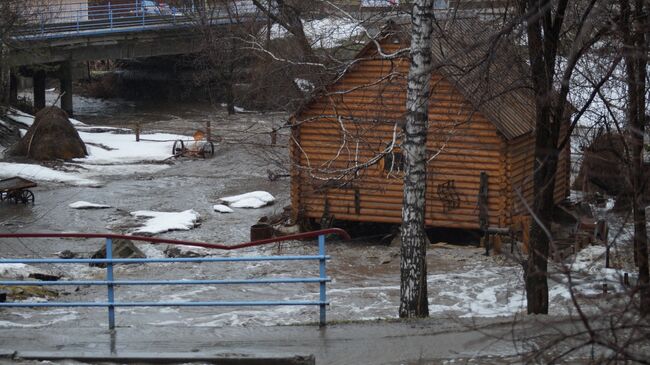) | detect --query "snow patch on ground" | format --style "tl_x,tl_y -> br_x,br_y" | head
69,201 -> 111,209
0,163 -> 101,187
130,210 -> 201,235
213,204 -> 234,213
75,131 -> 183,164
219,191 -> 275,209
